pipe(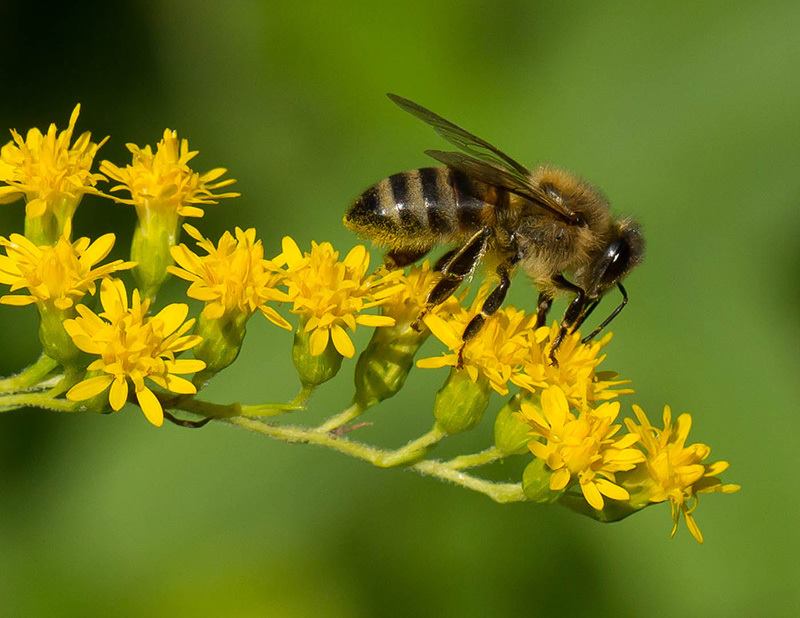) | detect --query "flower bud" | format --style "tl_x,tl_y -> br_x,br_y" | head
353,323 -> 428,410
433,368 -> 491,435
522,458 -> 562,503
292,321 -> 343,389
131,208 -> 179,300
493,394 -> 531,456
192,312 -> 248,385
